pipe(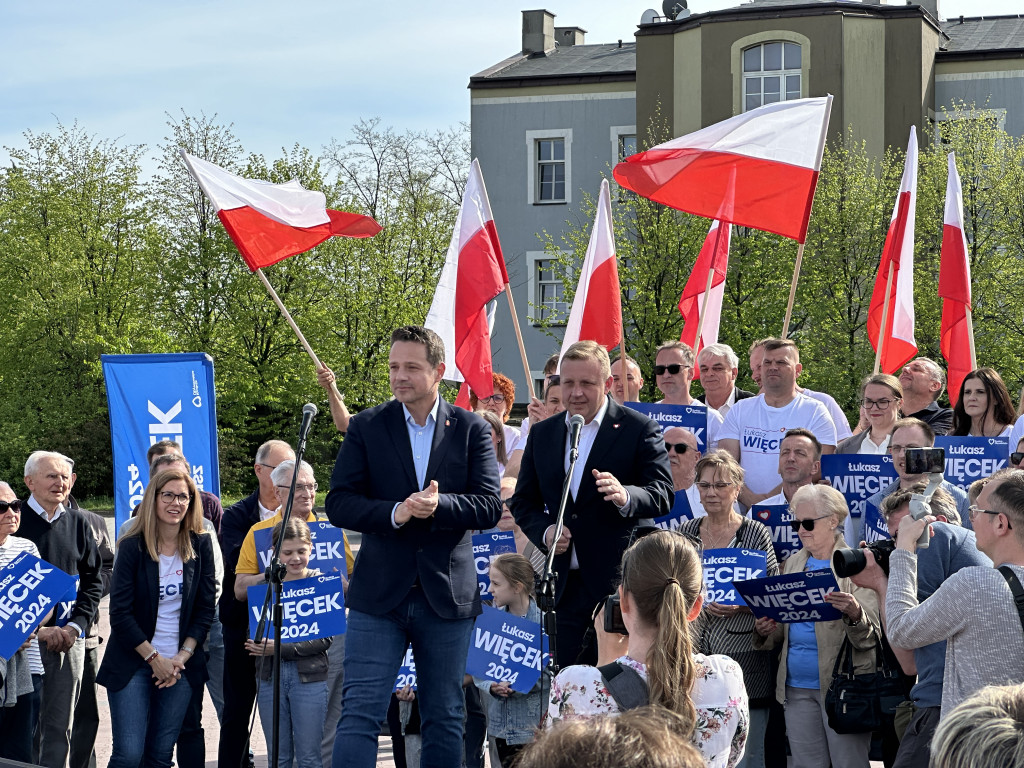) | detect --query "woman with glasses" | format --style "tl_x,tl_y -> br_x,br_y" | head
98,467 -> 216,768
754,485 -> 880,768
839,374 -> 903,455
679,451 -> 778,768
948,367 -> 1016,438
469,372 -> 521,459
